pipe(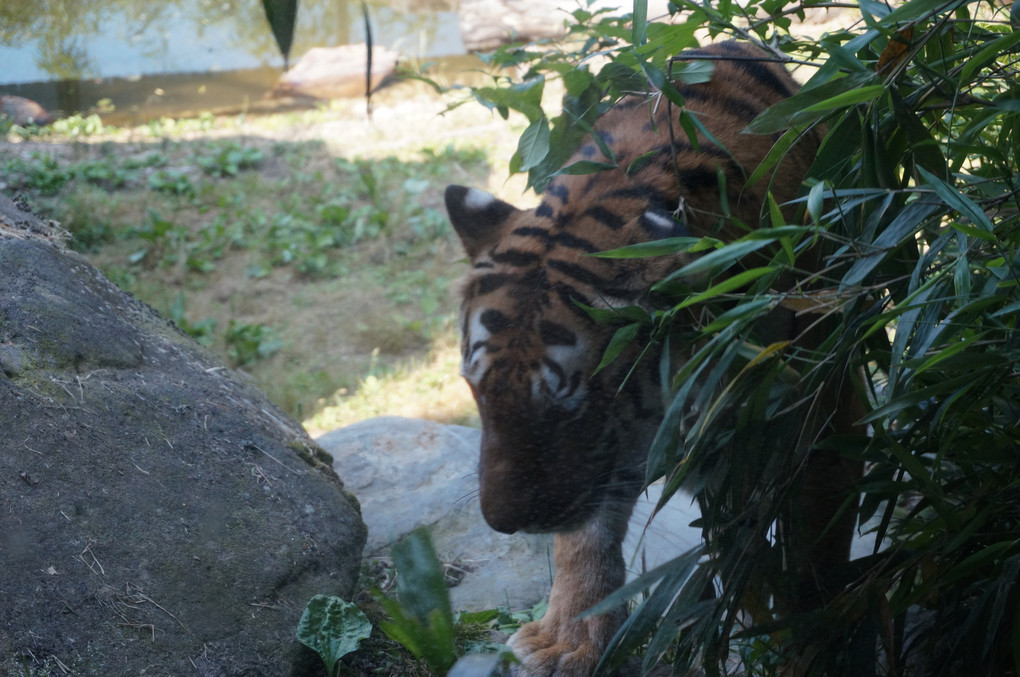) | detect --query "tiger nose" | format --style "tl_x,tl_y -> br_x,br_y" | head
477,459 -> 537,533
476,429 -> 582,533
